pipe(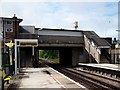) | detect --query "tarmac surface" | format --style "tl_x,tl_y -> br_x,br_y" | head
6,67 -> 87,90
